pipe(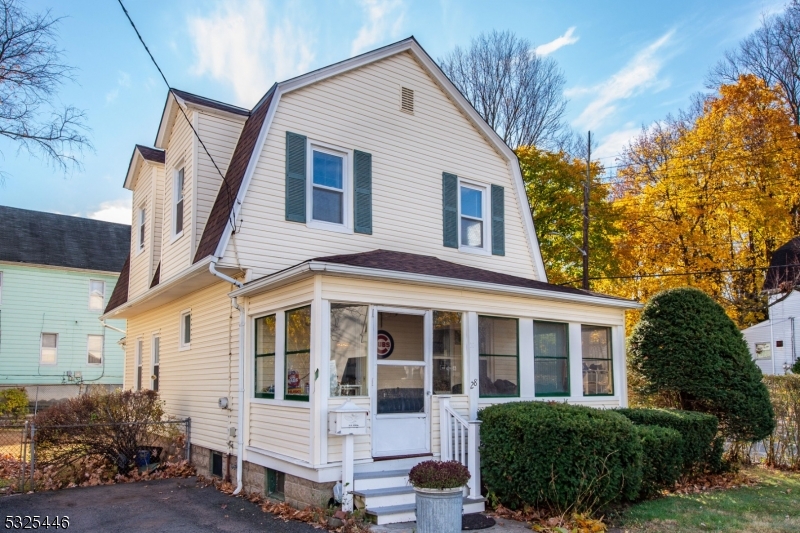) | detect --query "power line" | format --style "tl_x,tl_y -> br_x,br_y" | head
117,0 -> 238,235
563,263 -> 792,285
